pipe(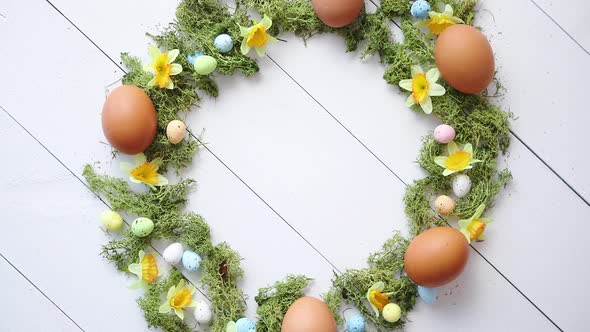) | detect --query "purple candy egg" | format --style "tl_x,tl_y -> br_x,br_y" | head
434,124 -> 456,144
